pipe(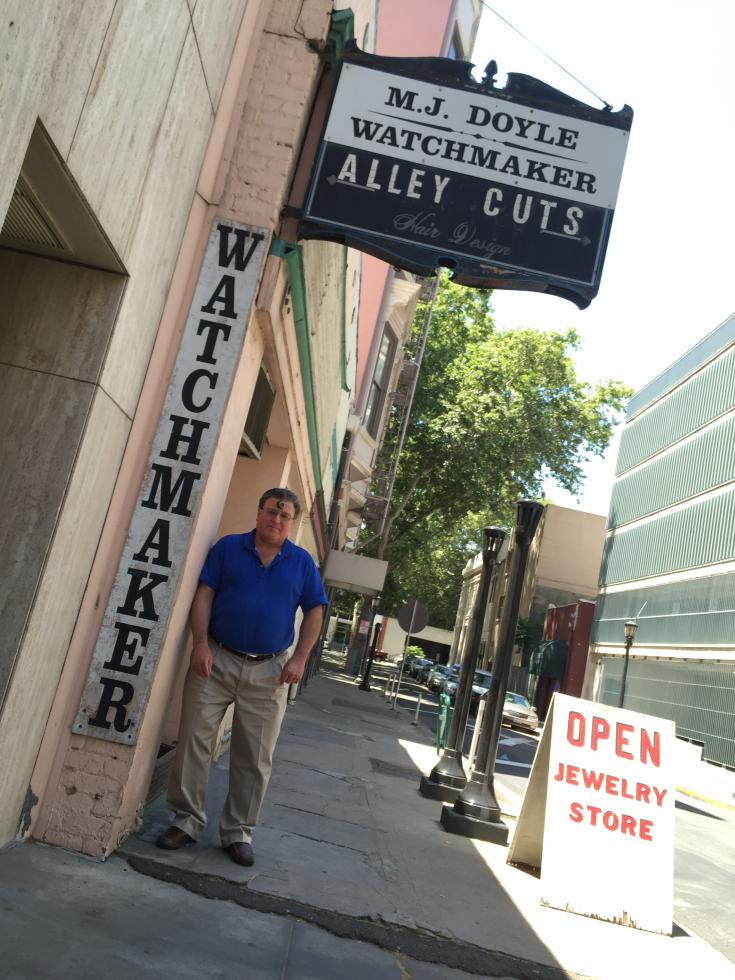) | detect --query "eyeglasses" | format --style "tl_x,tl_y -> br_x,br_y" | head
262,507 -> 295,522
